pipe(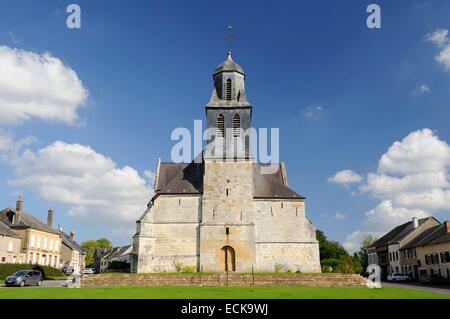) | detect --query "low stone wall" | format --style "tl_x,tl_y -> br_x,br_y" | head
81,273 -> 366,287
